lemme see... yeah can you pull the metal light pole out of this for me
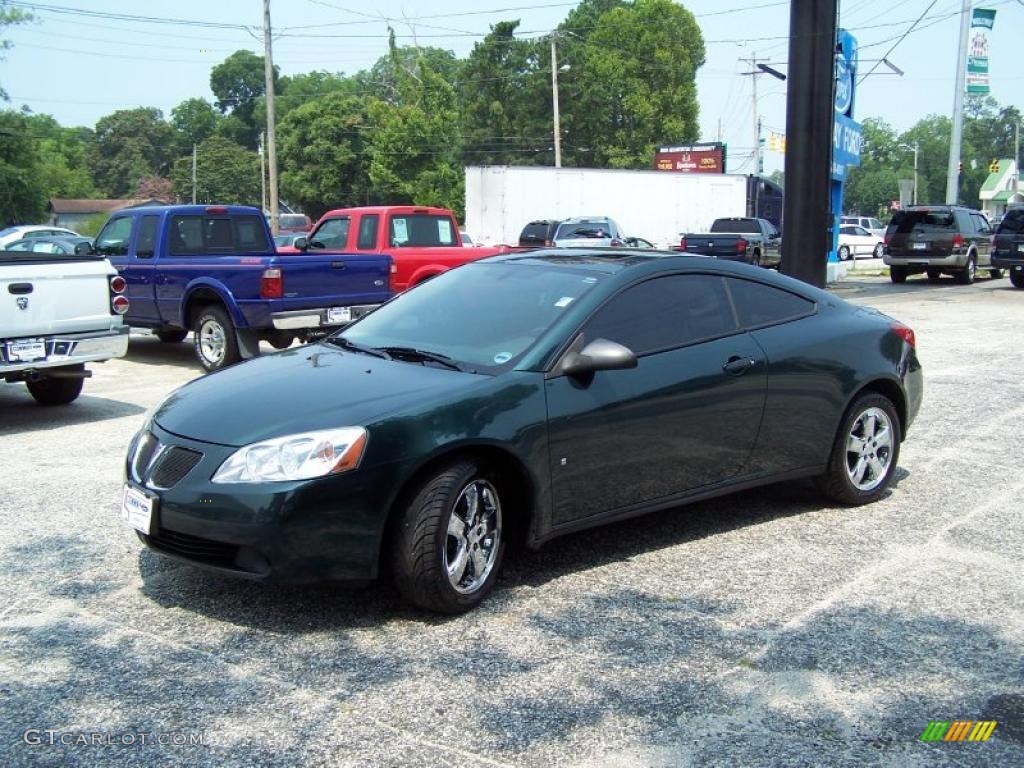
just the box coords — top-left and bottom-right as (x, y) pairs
(946, 0), (971, 205)
(550, 34), (561, 168)
(259, 131), (267, 213)
(263, 0), (279, 233)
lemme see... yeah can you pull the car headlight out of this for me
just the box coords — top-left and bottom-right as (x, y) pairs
(211, 427), (368, 484)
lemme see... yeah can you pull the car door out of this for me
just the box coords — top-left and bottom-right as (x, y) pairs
(120, 214), (161, 321)
(545, 273), (767, 526)
(94, 215), (145, 316)
(852, 226), (875, 255)
(970, 213), (992, 266)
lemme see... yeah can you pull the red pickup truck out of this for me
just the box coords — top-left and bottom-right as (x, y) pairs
(286, 206), (507, 291)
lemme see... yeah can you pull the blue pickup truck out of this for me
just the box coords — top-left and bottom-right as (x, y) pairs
(84, 205), (392, 371)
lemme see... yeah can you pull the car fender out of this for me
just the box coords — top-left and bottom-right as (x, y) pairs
(406, 264), (449, 288)
(178, 278), (248, 329)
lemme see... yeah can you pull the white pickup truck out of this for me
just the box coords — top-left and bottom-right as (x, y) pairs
(1, 250), (129, 405)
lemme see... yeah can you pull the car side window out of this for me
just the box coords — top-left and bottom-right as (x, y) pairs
(840, 226), (855, 235)
(584, 275), (738, 356)
(311, 217), (351, 249)
(95, 217), (133, 256)
(357, 215), (379, 250)
(971, 214), (991, 235)
(726, 278), (815, 328)
(169, 216), (204, 255)
(234, 215), (270, 252)
(136, 215), (159, 258)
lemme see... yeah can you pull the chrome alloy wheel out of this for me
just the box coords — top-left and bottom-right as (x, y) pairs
(845, 406), (894, 492)
(198, 318), (226, 366)
(444, 479), (502, 594)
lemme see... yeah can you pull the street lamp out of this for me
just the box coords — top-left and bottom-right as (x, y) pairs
(899, 142), (919, 205)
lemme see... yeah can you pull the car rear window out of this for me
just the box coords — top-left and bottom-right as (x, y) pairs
(389, 214), (455, 247)
(169, 215), (270, 255)
(889, 210), (955, 234)
(555, 221), (611, 239)
(996, 209), (1024, 234)
(710, 219), (759, 234)
(520, 222), (555, 243)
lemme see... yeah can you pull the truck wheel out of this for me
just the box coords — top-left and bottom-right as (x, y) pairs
(156, 330), (188, 344)
(955, 254), (976, 285)
(838, 245), (850, 262)
(889, 265), (907, 284)
(26, 365), (85, 406)
(391, 459), (505, 614)
(193, 305), (240, 372)
(751, 250), (762, 267)
(1011, 269), (1024, 289)
(989, 269), (1003, 279)
(926, 269), (942, 283)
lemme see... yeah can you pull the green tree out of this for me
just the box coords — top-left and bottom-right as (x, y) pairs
(275, 70), (358, 117)
(844, 118), (907, 214)
(900, 115), (951, 205)
(355, 42), (461, 105)
(170, 135), (259, 205)
(209, 50), (277, 149)
(557, 0), (705, 168)
(170, 98), (221, 156)
(1, 2), (32, 100)
(89, 108), (175, 197)
(276, 92), (373, 217)
(0, 109), (45, 222)
(25, 113), (96, 199)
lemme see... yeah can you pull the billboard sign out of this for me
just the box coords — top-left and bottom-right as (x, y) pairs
(966, 8), (996, 95)
(654, 143), (725, 173)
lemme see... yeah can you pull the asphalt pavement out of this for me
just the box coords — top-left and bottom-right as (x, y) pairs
(1, 273), (1022, 767)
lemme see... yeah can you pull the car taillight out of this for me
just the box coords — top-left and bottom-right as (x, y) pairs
(736, 238), (748, 253)
(260, 268), (283, 299)
(610, 238), (624, 247)
(109, 275), (126, 294)
(389, 262), (398, 292)
(109, 274), (128, 314)
(679, 236), (687, 251)
(544, 239), (553, 247)
(111, 295), (130, 314)
(952, 233), (963, 249)
(892, 323), (916, 349)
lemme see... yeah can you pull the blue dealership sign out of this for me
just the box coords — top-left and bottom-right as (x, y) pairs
(832, 113), (862, 180)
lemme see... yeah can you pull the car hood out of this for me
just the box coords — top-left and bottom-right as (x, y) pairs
(153, 343), (487, 447)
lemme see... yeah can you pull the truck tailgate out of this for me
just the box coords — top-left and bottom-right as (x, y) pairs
(1, 257), (114, 338)
(274, 253), (392, 309)
(683, 235), (744, 257)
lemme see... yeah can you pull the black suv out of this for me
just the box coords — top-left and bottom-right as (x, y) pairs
(518, 219), (561, 248)
(991, 207), (1024, 289)
(883, 205), (996, 285)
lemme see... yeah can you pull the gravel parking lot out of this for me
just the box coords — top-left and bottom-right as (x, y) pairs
(2, 274), (1022, 767)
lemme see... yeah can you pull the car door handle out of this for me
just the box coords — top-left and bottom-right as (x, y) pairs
(8, 283), (33, 294)
(722, 356), (756, 375)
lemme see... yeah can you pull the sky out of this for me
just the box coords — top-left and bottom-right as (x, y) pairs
(3, 0), (1023, 177)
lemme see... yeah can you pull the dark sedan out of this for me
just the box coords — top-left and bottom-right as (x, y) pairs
(122, 251), (923, 613)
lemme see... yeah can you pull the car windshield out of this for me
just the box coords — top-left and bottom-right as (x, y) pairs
(339, 261), (604, 372)
(555, 222), (609, 239)
(710, 219), (759, 233)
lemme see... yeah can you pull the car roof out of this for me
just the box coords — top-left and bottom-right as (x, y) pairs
(559, 216), (612, 223)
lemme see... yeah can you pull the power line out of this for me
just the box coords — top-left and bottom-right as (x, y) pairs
(858, 0), (939, 84)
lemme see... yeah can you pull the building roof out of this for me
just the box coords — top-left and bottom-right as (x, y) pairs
(47, 198), (166, 214)
(979, 159), (1014, 194)
(992, 190), (1024, 203)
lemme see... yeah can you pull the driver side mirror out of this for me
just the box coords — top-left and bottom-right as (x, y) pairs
(292, 236), (308, 251)
(75, 241), (94, 256)
(560, 338), (637, 377)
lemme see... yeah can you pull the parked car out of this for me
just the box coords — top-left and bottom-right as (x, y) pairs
(4, 236), (93, 256)
(552, 217), (627, 247)
(991, 206), (1024, 289)
(2, 246), (128, 405)
(0, 225), (82, 248)
(287, 206), (509, 292)
(884, 205), (996, 284)
(678, 217), (782, 268)
(274, 213), (312, 233)
(518, 219), (562, 248)
(837, 225), (884, 261)
(273, 232), (308, 249)
(459, 229), (481, 247)
(841, 215), (885, 239)
(84, 205), (392, 371)
(123, 250), (922, 614)
(624, 236), (656, 248)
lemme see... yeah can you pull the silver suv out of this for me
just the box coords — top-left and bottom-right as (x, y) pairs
(552, 217), (626, 248)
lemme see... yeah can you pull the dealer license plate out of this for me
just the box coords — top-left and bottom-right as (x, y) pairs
(8, 339), (46, 362)
(912, 242), (928, 250)
(327, 307), (352, 324)
(121, 485), (154, 534)
(1017, 244), (1024, 253)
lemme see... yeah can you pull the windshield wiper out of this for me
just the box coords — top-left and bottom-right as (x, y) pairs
(324, 336), (391, 359)
(378, 346), (463, 371)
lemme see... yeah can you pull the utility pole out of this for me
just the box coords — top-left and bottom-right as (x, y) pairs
(741, 53), (768, 175)
(946, 0), (971, 205)
(191, 143), (197, 205)
(550, 34), (561, 168)
(913, 141), (919, 205)
(259, 130), (267, 214)
(263, 0), (279, 233)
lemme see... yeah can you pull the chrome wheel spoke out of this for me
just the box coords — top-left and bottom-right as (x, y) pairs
(868, 456), (886, 481)
(445, 478), (502, 595)
(447, 513), (466, 539)
(845, 406), (894, 492)
(851, 457), (869, 484)
(847, 434), (868, 455)
(447, 544), (469, 584)
(875, 426), (893, 451)
(469, 546), (487, 579)
(464, 483), (480, 525)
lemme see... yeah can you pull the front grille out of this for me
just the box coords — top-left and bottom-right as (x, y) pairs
(149, 446), (203, 489)
(145, 528), (240, 569)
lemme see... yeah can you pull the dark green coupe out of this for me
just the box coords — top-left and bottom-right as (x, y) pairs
(122, 251), (922, 613)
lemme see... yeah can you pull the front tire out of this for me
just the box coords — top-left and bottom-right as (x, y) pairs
(391, 460), (505, 614)
(816, 393), (901, 505)
(838, 245), (851, 262)
(989, 268), (1003, 279)
(872, 243), (883, 259)
(193, 305), (240, 372)
(926, 269), (942, 283)
(156, 329), (188, 344)
(955, 253), (977, 285)
(889, 265), (907, 284)
(1011, 269), (1024, 289)
(26, 365), (85, 406)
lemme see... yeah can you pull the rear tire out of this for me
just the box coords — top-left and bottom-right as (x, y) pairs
(989, 269), (1003, 279)
(26, 365), (85, 406)
(926, 269), (942, 283)
(1011, 270), (1024, 289)
(391, 459), (505, 614)
(838, 245), (851, 262)
(816, 393), (902, 506)
(872, 243), (883, 259)
(889, 265), (907, 284)
(156, 329), (188, 344)
(193, 305), (240, 372)
(955, 254), (977, 285)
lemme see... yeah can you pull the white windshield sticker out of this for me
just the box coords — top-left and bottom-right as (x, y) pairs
(555, 296), (575, 308)
(493, 352), (512, 364)
(392, 219), (408, 245)
(438, 220), (453, 244)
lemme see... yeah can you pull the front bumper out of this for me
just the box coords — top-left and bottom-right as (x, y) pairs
(1, 326), (128, 376)
(271, 304), (380, 331)
(125, 422), (396, 583)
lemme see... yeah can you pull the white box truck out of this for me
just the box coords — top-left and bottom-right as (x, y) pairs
(464, 165), (784, 250)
